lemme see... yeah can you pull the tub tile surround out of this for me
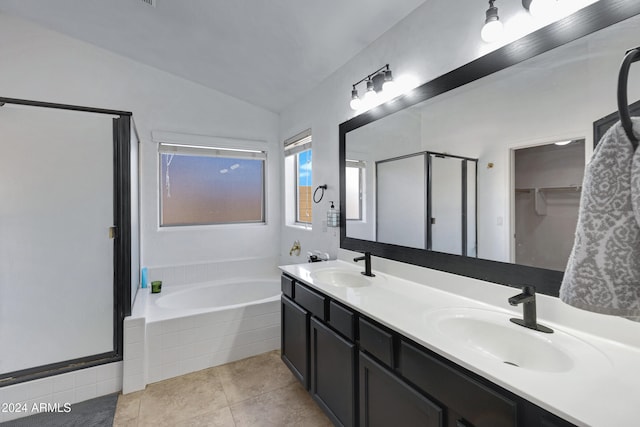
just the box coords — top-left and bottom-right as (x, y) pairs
(123, 257), (281, 394)
(144, 304), (280, 385)
(0, 362), (122, 423)
(280, 250), (640, 427)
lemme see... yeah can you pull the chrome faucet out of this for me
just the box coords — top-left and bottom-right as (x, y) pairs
(508, 286), (553, 333)
(354, 252), (375, 277)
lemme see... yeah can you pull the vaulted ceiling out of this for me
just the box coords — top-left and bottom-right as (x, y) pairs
(0, 0), (428, 112)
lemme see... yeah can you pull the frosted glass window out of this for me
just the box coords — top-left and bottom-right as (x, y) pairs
(159, 147), (265, 226)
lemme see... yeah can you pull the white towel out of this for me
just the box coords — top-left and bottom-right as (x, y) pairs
(560, 118), (640, 320)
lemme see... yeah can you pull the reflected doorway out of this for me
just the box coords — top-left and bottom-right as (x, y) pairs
(512, 139), (585, 271)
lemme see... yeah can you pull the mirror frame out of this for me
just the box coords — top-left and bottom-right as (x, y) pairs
(339, 0), (640, 297)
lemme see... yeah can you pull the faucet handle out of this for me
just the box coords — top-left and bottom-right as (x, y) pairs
(520, 285), (536, 294)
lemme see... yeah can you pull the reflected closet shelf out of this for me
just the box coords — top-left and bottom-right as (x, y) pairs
(515, 186), (582, 216)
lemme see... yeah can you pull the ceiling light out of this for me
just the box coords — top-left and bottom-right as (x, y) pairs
(554, 140), (572, 146)
(481, 1), (504, 43)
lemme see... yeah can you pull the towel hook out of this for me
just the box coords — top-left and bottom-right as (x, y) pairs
(617, 46), (640, 150)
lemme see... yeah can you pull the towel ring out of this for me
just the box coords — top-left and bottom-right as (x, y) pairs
(617, 47), (640, 150)
(313, 184), (327, 203)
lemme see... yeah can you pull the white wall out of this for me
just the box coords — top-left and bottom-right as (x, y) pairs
(0, 12), (281, 272)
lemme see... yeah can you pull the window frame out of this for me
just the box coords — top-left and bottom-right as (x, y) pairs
(284, 129), (313, 228)
(158, 142), (267, 228)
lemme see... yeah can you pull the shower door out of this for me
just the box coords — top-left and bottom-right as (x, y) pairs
(376, 154), (427, 248)
(0, 100), (132, 381)
(429, 153), (477, 256)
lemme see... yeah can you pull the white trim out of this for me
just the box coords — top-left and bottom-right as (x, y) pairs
(152, 130), (267, 151)
(284, 128), (312, 156)
(158, 143), (266, 160)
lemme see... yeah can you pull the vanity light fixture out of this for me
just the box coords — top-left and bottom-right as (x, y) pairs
(482, 0), (572, 43)
(350, 64), (395, 111)
(481, 0), (504, 43)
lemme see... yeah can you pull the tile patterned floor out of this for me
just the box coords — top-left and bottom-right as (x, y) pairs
(112, 350), (332, 427)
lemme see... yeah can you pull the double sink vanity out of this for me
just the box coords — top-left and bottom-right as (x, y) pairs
(279, 255), (640, 427)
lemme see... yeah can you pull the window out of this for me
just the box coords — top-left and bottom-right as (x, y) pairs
(345, 159), (365, 221)
(284, 130), (312, 227)
(159, 143), (266, 226)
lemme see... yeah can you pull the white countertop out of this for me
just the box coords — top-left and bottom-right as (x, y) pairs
(280, 259), (640, 427)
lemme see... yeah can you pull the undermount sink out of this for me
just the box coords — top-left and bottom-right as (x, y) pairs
(310, 268), (372, 288)
(424, 308), (611, 373)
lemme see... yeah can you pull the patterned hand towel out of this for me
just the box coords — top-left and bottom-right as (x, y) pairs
(560, 118), (640, 320)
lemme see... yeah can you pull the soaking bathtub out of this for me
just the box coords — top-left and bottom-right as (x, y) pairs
(135, 277), (281, 385)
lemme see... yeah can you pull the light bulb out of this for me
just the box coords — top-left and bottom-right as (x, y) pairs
(382, 69), (397, 95)
(363, 89), (378, 108)
(382, 80), (397, 95)
(481, 19), (504, 43)
(350, 88), (361, 110)
(529, 0), (559, 19)
(361, 80), (378, 108)
(481, 1), (503, 43)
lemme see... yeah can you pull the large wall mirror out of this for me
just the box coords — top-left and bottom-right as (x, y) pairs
(339, 1), (640, 296)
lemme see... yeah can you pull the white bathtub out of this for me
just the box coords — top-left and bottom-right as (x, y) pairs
(155, 279), (280, 311)
(131, 277), (281, 386)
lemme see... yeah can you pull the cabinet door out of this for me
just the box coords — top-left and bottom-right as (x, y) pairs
(399, 340), (516, 427)
(359, 352), (443, 427)
(281, 295), (310, 389)
(310, 317), (356, 427)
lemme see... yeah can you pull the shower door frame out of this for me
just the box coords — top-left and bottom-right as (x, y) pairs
(0, 96), (133, 386)
(374, 151), (478, 254)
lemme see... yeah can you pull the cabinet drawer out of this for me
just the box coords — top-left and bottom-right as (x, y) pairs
(294, 283), (327, 321)
(399, 340), (517, 427)
(328, 301), (355, 341)
(281, 275), (295, 299)
(359, 318), (394, 367)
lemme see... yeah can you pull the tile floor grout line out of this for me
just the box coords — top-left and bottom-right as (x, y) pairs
(226, 379), (297, 408)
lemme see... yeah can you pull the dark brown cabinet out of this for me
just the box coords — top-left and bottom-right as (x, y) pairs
(398, 340), (516, 427)
(360, 351), (443, 427)
(281, 295), (309, 388)
(280, 273), (576, 427)
(310, 317), (357, 427)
